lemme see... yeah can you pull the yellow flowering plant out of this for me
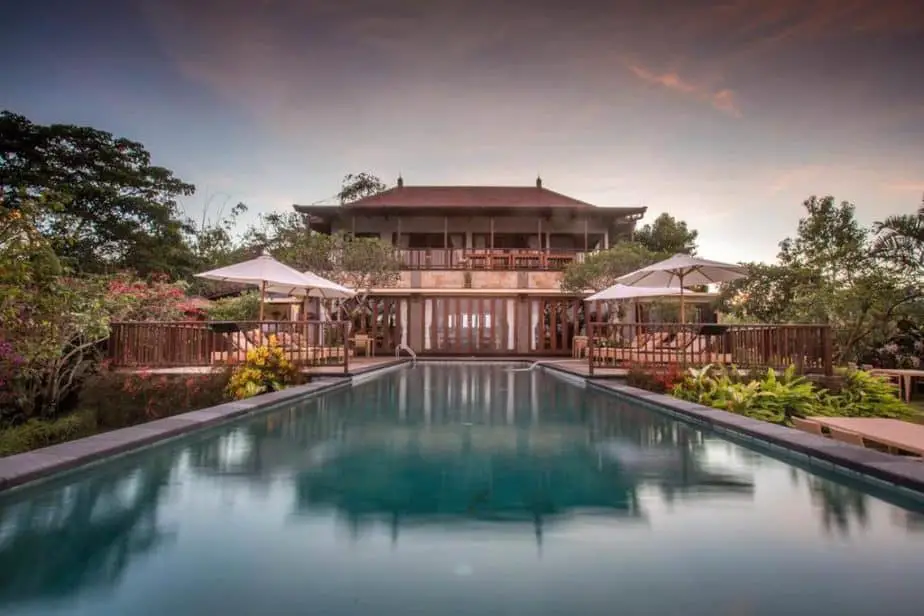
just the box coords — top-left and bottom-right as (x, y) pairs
(227, 335), (298, 400)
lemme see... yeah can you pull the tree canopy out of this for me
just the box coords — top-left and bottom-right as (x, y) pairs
(560, 242), (663, 294)
(1, 111), (197, 276)
(634, 213), (698, 255)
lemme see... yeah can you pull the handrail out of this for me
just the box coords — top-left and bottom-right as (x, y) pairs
(395, 342), (417, 365)
(509, 361), (544, 372)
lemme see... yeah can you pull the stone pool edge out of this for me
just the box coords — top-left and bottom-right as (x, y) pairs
(579, 378), (924, 496)
(0, 361), (410, 493)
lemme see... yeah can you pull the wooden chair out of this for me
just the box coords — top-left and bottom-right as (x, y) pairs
(792, 417), (824, 436)
(572, 335), (588, 359)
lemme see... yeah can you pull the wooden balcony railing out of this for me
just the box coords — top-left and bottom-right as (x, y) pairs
(586, 322), (833, 376)
(396, 248), (585, 270)
(108, 321), (354, 372)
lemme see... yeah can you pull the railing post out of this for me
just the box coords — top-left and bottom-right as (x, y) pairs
(343, 321), (350, 375)
(821, 325), (833, 376)
(588, 323), (595, 376)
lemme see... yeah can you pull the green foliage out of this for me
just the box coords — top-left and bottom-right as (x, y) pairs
(719, 195), (924, 363)
(337, 172), (386, 204)
(873, 198), (924, 277)
(227, 337), (300, 399)
(79, 370), (231, 429)
(634, 213), (698, 255)
(1, 111), (197, 276)
(560, 242), (663, 293)
(0, 371), (233, 456)
(0, 413), (94, 457)
(671, 364), (913, 424)
(824, 370), (915, 420)
(206, 291), (262, 321)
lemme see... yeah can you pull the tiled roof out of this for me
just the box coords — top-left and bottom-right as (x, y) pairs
(342, 185), (599, 210)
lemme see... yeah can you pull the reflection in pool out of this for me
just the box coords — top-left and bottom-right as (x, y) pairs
(1, 364), (923, 616)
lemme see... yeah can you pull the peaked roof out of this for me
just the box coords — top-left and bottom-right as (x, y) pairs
(340, 185), (599, 210)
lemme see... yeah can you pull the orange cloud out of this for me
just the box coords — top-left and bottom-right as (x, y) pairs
(627, 64), (741, 117)
(884, 181), (924, 193)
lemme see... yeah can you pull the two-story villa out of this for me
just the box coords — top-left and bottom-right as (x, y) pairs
(293, 177), (646, 357)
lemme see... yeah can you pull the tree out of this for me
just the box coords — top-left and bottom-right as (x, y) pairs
(634, 213), (698, 255)
(873, 194), (924, 276)
(719, 195), (922, 363)
(337, 172), (386, 204)
(0, 111), (196, 277)
(560, 242), (662, 294)
(1, 197), (192, 422)
(246, 214), (402, 322)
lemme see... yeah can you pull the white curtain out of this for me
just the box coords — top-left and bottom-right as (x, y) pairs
(530, 300), (539, 351)
(400, 299), (408, 347)
(424, 300), (433, 350)
(506, 299), (515, 351)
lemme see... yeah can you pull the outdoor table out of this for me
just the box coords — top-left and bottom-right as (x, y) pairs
(808, 417), (924, 456)
(868, 368), (924, 402)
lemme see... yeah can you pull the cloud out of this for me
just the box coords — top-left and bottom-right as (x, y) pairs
(626, 64), (741, 116)
(884, 181), (924, 193)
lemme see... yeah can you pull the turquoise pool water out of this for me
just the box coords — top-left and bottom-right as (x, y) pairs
(2, 364), (924, 615)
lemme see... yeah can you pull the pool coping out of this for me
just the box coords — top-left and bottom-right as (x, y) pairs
(0, 360), (412, 493)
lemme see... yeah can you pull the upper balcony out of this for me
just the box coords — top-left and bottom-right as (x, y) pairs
(396, 248), (586, 271)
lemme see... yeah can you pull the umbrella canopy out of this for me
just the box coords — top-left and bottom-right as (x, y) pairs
(585, 284), (685, 302)
(285, 271), (355, 299)
(616, 254), (747, 321)
(196, 253), (335, 320)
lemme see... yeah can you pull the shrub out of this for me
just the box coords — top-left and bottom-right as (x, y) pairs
(671, 364), (912, 425)
(206, 291), (261, 321)
(79, 369), (231, 429)
(0, 414), (95, 457)
(819, 370), (915, 420)
(227, 336), (300, 399)
(626, 363), (684, 394)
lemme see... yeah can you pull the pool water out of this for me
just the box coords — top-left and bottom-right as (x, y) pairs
(2, 364), (924, 615)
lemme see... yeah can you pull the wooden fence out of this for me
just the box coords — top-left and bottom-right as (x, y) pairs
(586, 322), (833, 376)
(108, 320), (353, 372)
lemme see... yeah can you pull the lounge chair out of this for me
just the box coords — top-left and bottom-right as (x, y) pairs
(792, 417), (824, 436)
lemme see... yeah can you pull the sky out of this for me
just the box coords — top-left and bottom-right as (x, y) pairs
(2, 0), (923, 263)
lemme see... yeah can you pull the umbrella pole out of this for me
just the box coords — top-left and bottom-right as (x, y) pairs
(259, 280), (266, 321)
(679, 274), (686, 323)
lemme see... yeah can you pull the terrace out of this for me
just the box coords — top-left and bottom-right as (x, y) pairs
(396, 247), (585, 270)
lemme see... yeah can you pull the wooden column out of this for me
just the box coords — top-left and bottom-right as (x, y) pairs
(490, 217), (495, 250)
(443, 216), (449, 248)
(397, 217), (402, 248)
(583, 218), (589, 251)
(537, 218), (543, 250)
(351, 216), (356, 237)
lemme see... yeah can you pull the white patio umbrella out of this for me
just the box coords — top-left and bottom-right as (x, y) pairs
(195, 253), (320, 320)
(290, 271), (355, 299)
(616, 254), (747, 322)
(584, 284), (684, 302)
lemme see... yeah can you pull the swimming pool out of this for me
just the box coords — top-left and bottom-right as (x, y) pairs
(2, 363), (924, 615)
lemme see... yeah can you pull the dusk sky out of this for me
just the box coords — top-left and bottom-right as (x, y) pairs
(3, 0), (923, 262)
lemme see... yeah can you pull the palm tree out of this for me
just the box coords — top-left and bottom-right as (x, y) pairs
(872, 193), (924, 275)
